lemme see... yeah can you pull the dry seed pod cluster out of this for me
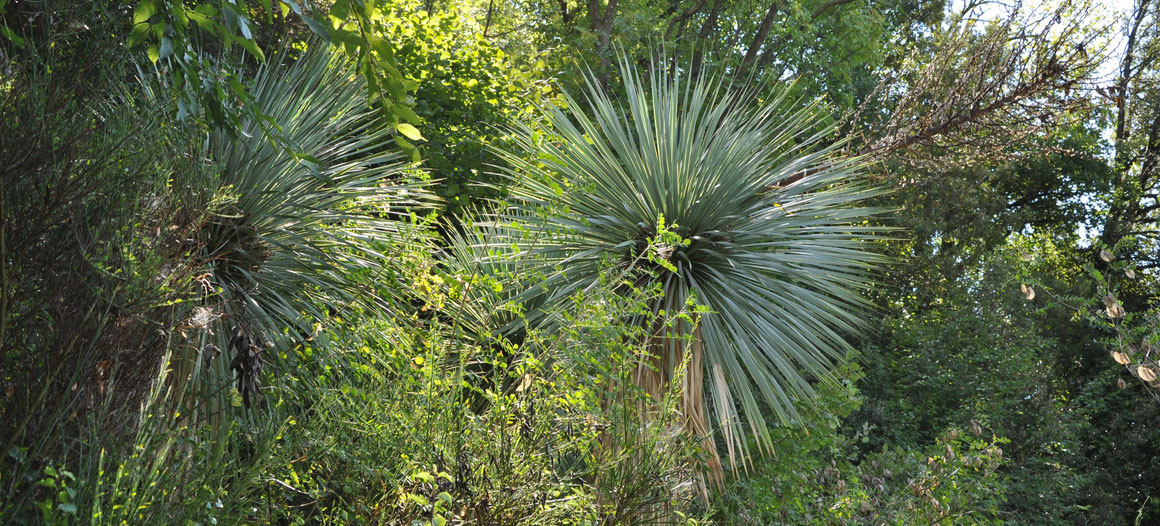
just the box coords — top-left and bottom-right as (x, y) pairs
(1103, 294), (1126, 319)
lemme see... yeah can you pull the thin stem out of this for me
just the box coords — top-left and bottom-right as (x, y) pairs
(0, 181), (8, 370)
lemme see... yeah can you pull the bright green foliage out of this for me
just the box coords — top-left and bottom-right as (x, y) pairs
(127, 0), (288, 131)
(71, 241), (711, 523)
(262, 265), (709, 524)
(494, 54), (889, 460)
(325, 0), (427, 161)
(376, 8), (547, 217)
(517, 0), (941, 114)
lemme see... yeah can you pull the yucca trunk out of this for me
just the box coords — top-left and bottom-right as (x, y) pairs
(633, 318), (723, 497)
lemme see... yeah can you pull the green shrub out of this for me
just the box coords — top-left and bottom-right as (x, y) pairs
(246, 230), (710, 524)
(715, 363), (1009, 524)
(0, 8), (215, 518)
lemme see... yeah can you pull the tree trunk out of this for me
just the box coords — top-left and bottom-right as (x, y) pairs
(588, 0), (620, 88)
(1102, 0), (1156, 255)
(736, 1), (781, 81)
(690, 0), (721, 77)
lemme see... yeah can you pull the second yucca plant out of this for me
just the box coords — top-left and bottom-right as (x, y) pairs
(493, 56), (888, 482)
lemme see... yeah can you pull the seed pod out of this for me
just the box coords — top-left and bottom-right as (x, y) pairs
(1138, 366), (1158, 382)
(1126, 269), (1136, 279)
(1112, 351), (1131, 365)
(1101, 249), (1114, 262)
(1104, 294), (1126, 319)
(1020, 283), (1035, 300)
(1118, 377), (1128, 390)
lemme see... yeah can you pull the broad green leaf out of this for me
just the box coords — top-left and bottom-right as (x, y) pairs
(396, 123), (423, 141)
(127, 22), (150, 48)
(237, 35), (266, 62)
(301, 14), (331, 39)
(193, 3), (216, 17)
(0, 25), (23, 47)
(185, 7), (212, 30)
(331, 0), (350, 20)
(133, 0), (156, 25)
(394, 104), (421, 124)
(331, 28), (362, 47)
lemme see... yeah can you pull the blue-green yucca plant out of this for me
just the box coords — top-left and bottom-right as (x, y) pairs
(492, 55), (889, 480)
(199, 44), (434, 342)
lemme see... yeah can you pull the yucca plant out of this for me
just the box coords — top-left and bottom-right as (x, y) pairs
(173, 44), (435, 432)
(198, 44), (434, 341)
(489, 55), (889, 481)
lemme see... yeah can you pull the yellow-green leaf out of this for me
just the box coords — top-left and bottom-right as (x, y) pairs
(396, 123), (423, 141)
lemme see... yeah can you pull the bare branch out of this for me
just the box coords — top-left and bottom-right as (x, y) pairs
(853, 0), (1112, 172)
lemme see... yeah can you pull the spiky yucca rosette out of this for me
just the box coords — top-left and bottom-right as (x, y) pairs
(485, 55), (890, 484)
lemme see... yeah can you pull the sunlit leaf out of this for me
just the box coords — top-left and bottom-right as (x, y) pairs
(396, 122), (423, 141)
(133, 0), (157, 25)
